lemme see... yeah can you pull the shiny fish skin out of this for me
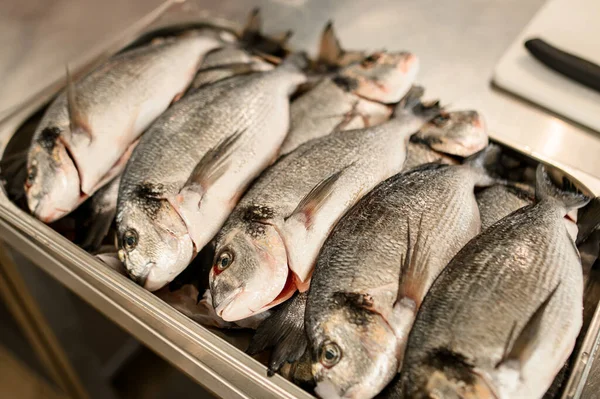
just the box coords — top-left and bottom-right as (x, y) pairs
(241, 108), (487, 377)
(476, 184), (533, 231)
(305, 148), (499, 399)
(209, 89), (441, 322)
(279, 52), (419, 155)
(116, 61), (305, 292)
(190, 46), (273, 90)
(403, 142), (458, 171)
(394, 165), (589, 399)
(25, 31), (225, 222)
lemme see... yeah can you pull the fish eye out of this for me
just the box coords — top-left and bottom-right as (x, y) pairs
(216, 250), (234, 271)
(26, 165), (38, 186)
(432, 113), (450, 126)
(123, 229), (138, 251)
(319, 341), (342, 368)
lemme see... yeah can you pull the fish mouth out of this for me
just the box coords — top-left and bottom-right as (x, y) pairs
(214, 286), (244, 318)
(127, 261), (154, 287)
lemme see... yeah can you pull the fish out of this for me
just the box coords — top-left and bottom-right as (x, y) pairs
(476, 184), (534, 231)
(78, 175), (121, 252)
(190, 46), (274, 91)
(409, 110), (488, 157)
(392, 165), (589, 399)
(279, 53), (420, 155)
(241, 108), (487, 376)
(209, 87), (442, 322)
(305, 146), (500, 399)
(116, 57), (306, 292)
(402, 142), (458, 171)
(25, 29), (231, 222)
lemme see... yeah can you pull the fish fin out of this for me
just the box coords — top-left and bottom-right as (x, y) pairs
(284, 164), (351, 227)
(577, 197), (600, 245)
(318, 20), (343, 66)
(463, 144), (502, 187)
(183, 129), (245, 198)
(243, 7), (262, 36)
(394, 85), (442, 121)
(273, 30), (293, 45)
(65, 66), (92, 142)
(395, 214), (432, 308)
(536, 165), (590, 212)
(496, 283), (560, 369)
(246, 291), (308, 374)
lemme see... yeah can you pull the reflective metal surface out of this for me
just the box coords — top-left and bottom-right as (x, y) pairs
(1, 1), (599, 398)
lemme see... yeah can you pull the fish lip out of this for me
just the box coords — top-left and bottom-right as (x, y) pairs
(127, 261), (153, 287)
(214, 286), (244, 317)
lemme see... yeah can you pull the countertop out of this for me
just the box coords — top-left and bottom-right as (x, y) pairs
(0, 0), (598, 397)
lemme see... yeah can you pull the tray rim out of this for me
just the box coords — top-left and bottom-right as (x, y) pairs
(0, 1), (598, 398)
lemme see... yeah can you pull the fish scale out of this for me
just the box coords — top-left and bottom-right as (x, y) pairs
(26, 31), (226, 222)
(395, 167), (587, 399)
(117, 61), (305, 292)
(305, 150), (497, 399)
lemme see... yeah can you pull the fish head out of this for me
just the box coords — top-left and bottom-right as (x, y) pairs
(116, 199), (194, 291)
(209, 222), (289, 321)
(414, 110), (488, 157)
(339, 51), (419, 104)
(310, 302), (399, 399)
(25, 127), (81, 222)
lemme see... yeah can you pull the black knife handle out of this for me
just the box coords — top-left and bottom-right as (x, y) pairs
(525, 38), (600, 93)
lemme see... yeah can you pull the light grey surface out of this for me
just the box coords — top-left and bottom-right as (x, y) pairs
(1, 0), (599, 180)
(1, 0), (599, 398)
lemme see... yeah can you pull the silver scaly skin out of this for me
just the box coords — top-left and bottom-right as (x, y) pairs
(116, 60), (305, 292)
(210, 87), (445, 322)
(279, 52), (419, 155)
(305, 146), (499, 399)
(393, 165), (588, 399)
(26, 30), (230, 222)
(476, 183), (534, 231)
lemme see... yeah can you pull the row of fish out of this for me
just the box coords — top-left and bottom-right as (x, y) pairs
(15, 9), (598, 399)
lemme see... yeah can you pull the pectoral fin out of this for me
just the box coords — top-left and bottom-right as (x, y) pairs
(496, 283), (560, 369)
(65, 66), (92, 142)
(284, 164), (351, 228)
(182, 129), (245, 200)
(318, 21), (343, 66)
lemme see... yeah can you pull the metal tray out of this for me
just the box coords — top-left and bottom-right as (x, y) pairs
(0, 2), (598, 398)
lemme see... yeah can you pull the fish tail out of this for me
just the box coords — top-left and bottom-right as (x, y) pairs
(394, 85), (442, 121)
(535, 165), (589, 211)
(463, 144), (502, 186)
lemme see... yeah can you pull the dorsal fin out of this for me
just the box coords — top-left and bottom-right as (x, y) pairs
(318, 20), (343, 66)
(243, 8), (262, 36)
(65, 66), (92, 141)
(284, 163), (352, 227)
(496, 283), (560, 369)
(182, 129), (245, 199)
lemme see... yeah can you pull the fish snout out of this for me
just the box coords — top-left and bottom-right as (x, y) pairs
(399, 53), (418, 74)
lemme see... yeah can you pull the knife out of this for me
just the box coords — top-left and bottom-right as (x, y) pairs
(525, 37), (600, 94)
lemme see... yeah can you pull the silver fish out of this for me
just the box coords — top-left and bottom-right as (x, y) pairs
(116, 58), (305, 292)
(26, 30), (229, 222)
(410, 110), (488, 157)
(394, 165), (589, 399)
(403, 142), (458, 171)
(279, 52), (419, 155)
(305, 147), (499, 399)
(190, 46), (273, 90)
(209, 87), (442, 322)
(476, 184), (534, 231)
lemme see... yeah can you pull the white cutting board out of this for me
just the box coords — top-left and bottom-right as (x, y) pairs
(493, 0), (600, 132)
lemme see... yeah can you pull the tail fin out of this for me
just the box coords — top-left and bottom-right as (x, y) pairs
(463, 144), (502, 187)
(577, 197), (600, 245)
(535, 165), (589, 212)
(394, 86), (441, 121)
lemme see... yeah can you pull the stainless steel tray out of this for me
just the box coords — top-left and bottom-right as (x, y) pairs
(0, 2), (598, 398)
